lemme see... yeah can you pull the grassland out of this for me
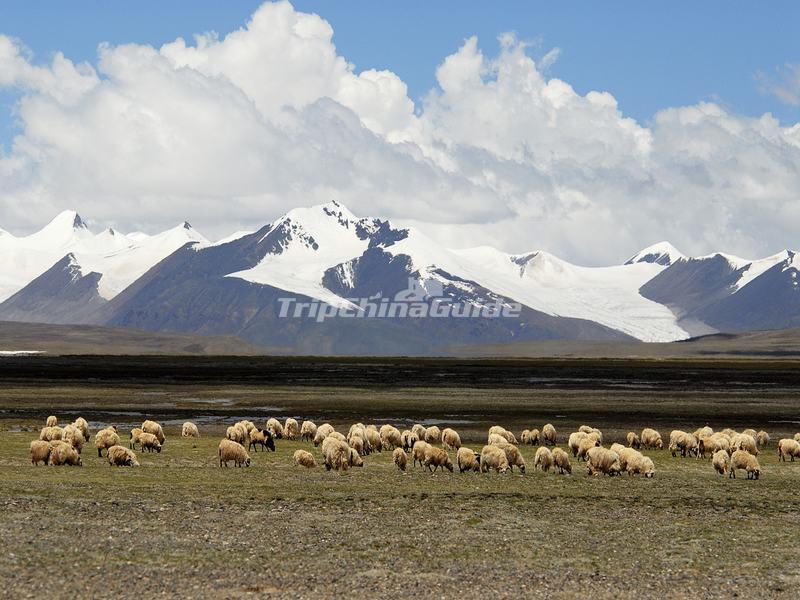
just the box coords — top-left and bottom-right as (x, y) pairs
(1, 357), (799, 598)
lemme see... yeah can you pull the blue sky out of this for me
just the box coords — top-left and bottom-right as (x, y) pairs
(0, 0), (798, 147)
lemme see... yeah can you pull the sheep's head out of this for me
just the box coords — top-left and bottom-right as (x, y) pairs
(474, 453), (481, 463)
(264, 431), (276, 452)
(518, 464), (526, 474)
(244, 457), (251, 467)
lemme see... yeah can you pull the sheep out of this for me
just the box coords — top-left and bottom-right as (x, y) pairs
(328, 431), (346, 443)
(488, 433), (509, 446)
(293, 449), (316, 468)
(181, 422), (200, 438)
(616, 448), (639, 472)
(401, 429), (414, 450)
(521, 429), (531, 445)
(698, 434), (730, 458)
(495, 442), (526, 473)
(729, 449), (760, 479)
(218, 439), (251, 467)
(108, 445), (140, 467)
(45, 415), (58, 427)
(313, 429), (330, 447)
(577, 437), (600, 462)
(30, 440), (51, 465)
(226, 425), (247, 445)
(265, 418), (284, 439)
(348, 448), (364, 467)
(669, 430), (699, 458)
(712, 450), (729, 475)
(568, 431), (588, 457)
(625, 451), (655, 477)
(349, 434), (366, 457)
(62, 424), (85, 453)
(412, 441), (432, 468)
(393, 447), (408, 472)
(94, 427), (120, 457)
(379, 425), (403, 450)
(586, 447), (621, 476)
(551, 447), (572, 474)
(441, 428), (461, 450)
(626, 432), (641, 448)
(456, 447), (481, 473)
(141, 420), (165, 445)
(742, 428), (757, 439)
(778, 438), (800, 462)
(323, 438), (350, 472)
(248, 429), (276, 453)
(281, 417), (299, 441)
(480, 444), (509, 474)
(794, 432), (800, 442)
(610, 442), (626, 455)
(48, 441), (82, 466)
(39, 426), (63, 442)
(533, 447), (553, 472)
(756, 430), (769, 447)
(423, 446), (453, 472)
(411, 423), (427, 441)
(316, 423), (334, 438)
(488, 425), (517, 444)
(73, 417), (90, 441)
(300, 420), (318, 441)
(730, 433), (759, 456)
(365, 427), (382, 453)
(237, 420), (256, 441)
(578, 425), (593, 434)
(693, 426), (714, 440)
(139, 432), (162, 453)
(641, 428), (663, 450)
(424, 425), (442, 444)
(129, 428), (144, 450)
(542, 424), (557, 446)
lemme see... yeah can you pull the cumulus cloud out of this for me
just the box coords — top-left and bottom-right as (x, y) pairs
(0, 0), (799, 265)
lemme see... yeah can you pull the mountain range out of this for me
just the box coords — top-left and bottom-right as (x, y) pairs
(1, 202), (797, 354)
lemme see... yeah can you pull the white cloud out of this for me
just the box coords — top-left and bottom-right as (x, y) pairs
(757, 63), (800, 106)
(0, 0), (799, 266)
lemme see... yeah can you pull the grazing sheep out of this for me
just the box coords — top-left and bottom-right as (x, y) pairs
(590, 428), (604, 443)
(282, 418), (299, 440)
(412, 441), (431, 468)
(411, 423), (427, 441)
(423, 446), (453, 472)
(226, 425), (247, 445)
(424, 425), (442, 444)
(742, 428), (757, 439)
(365, 427), (382, 453)
(456, 447), (481, 473)
(698, 434), (729, 458)
(181, 422), (200, 438)
(568, 432), (588, 457)
(641, 428), (663, 450)
(625, 452), (655, 477)
(316, 423), (335, 438)
(313, 429), (329, 447)
(626, 432), (641, 448)
(141, 420), (165, 445)
(586, 447), (621, 476)
(533, 447), (553, 472)
(693, 426), (714, 440)
(94, 428), (120, 457)
(293, 449), (316, 468)
(610, 442), (626, 455)
(379, 425), (403, 450)
(393, 447), (407, 472)
(30, 440), (51, 465)
(129, 428), (144, 450)
(300, 420), (318, 441)
(756, 430), (769, 447)
(401, 430), (414, 450)
(73, 417), (90, 441)
(139, 432), (162, 453)
(542, 424), (557, 446)
(218, 439), (251, 467)
(578, 425), (593, 434)
(488, 433), (509, 446)
(489, 425), (517, 444)
(577, 437), (600, 462)
(551, 447), (571, 474)
(48, 441), (82, 466)
(348, 448), (364, 467)
(39, 426), (63, 442)
(327, 431), (345, 443)
(248, 429), (276, 453)
(495, 442), (526, 473)
(480, 444), (509, 474)
(441, 428), (461, 450)
(46, 415), (58, 427)
(720, 428), (737, 439)
(794, 432), (800, 442)
(729, 433), (759, 456)
(669, 430), (699, 458)
(778, 438), (800, 462)
(349, 435), (366, 457)
(265, 418), (284, 439)
(729, 449), (760, 480)
(108, 445), (140, 467)
(528, 428), (540, 445)
(323, 439), (350, 472)
(712, 450), (729, 475)
(616, 448), (640, 472)
(521, 429), (531, 445)
(62, 424), (85, 454)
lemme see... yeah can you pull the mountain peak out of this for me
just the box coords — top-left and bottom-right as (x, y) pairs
(625, 242), (685, 266)
(43, 210), (88, 233)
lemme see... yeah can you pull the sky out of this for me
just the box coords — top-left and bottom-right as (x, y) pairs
(0, 1), (798, 264)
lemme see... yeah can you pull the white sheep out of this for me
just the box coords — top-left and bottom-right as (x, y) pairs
(141, 420), (165, 445)
(39, 426), (63, 442)
(379, 425), (402, 450)
(46, 415), (58, 427)
(393, 447), (407, 472)
(424, 425), (442, 444)
(441, 427), (461, 450)
(551, 447), (571, 474)
(365, 427), (382, 453)
(541, 423), (557, 446)
(48, 441), (82, 466)
(266, 417), (284, 439)
(456, 447), (481, 473)
(778, 438), (800, 462)
(73, 417), (90, 441)
(30, 440), (51, 465)
(488, 433), (509, 446)
(181, 422), (200, 438)
(284, 418), (300, 440)
(640, 428), (663, 450)
(712, 449), (729, 475)
(533, 447), (553, 472)
(480, 444), (509, 473)
(300, 420), (318, 441)
(577, 437), (600, 462)
(218, 439), (250, 467)
(495, 442), (526, 473)
(756, 430), (769, 447)
(411, 423), (427, 441)
(586, 447), (621, 476)
(139, 432), (162, 453)
(129, 427), (144, 450)
(625, 451), (655, 477)
(626, 432), (641, 448)
(423, 446), (453, 472)
(293, 449), (316, 467)
(568, 431), (588, 457)
(323, 438), (350, 472)
(729, 433), (758, 456)
(62, 424), (85, 453)
(94, 428), (120, 457)
(108, 445), (140, 467)
(729, 449), (760, 479)
(412, 441), (431, 468)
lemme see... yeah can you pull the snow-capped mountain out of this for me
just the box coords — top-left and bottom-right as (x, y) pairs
(1, 202), (797, 353)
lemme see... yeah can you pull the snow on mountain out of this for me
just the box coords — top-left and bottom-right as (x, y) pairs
(624, 242), (686, 267)
(226, 201), (374, 309)
(731, 250), (793, 292)
(0, 211), (207, 302)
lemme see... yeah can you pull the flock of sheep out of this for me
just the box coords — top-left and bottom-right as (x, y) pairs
(28, 415), (800, 480)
